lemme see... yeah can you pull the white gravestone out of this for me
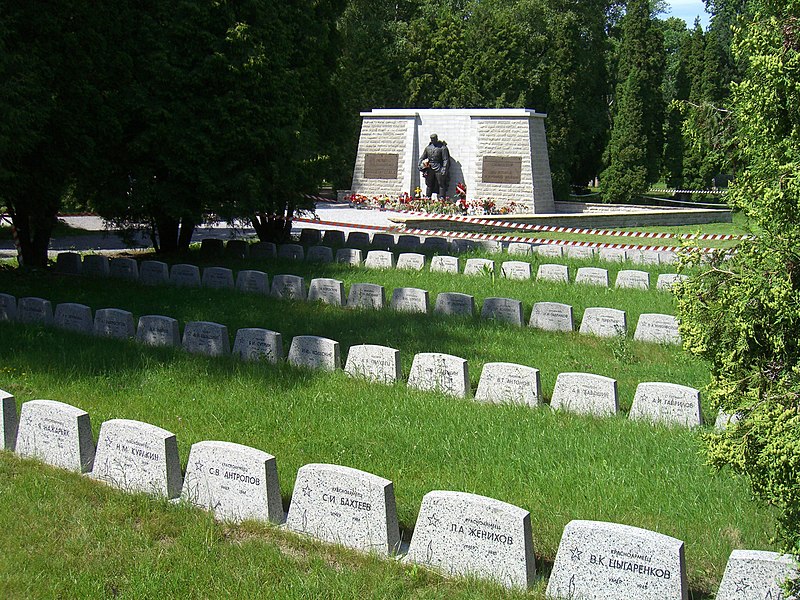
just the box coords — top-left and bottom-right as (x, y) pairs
(55, 252), (82, 275)
(322, 230), (345, 246)
(422, 237), (450, 253)
(136, 315), (181, 347)
(478, 240), (503, 254)
(347, 231), (372, 249)
(308, 278), (345, 306)
(278, 243), (304, 261)
(464, 258), (495, 276)
(407, 490), (536, 589)
(634, 314), (682, 345)
(629, 383), (703, 427)
(286, 463), (400, 556)
(54, 303), (93, 334)
(430, 255), (459, 274)
(139, 260), (169, 286)
(202, 267), (235, 290)
(94, 308), (135, 339)
(109, 257), (138, 281)
(615, 270), (650, 290)
(397, 235), (421, 251)
(659, 251), (678, 265)
(17, 297), (53, 325)
(183, 321), (230, 357)
(575, 267), (609, 287)
(0, 292), (16, 321)
(235, 270), (269, 295)
(364, 250), (395, 269)
(271, 274), (307, 301)
(475, 363), (541, 407)
(715, 410), (742, 430)
(656, 274), (689, 292)
(347, 283), (385, 310)
(598, 248), (628, 263)
(529, 302), (574, 332)
(181, 440), (284, 524)
(508, 242), (533, 256)
(396, 252), (425, 271)
(579, 308), (627, 338)
(288, 336), (341, 371)
(371, 233), (395, 250)
(537, 264), (569, 283)
(306, 245), (334, 263)
(1, 389), (18, 450)
(15, 399), (95, 472)
(344, 344), (401, 385)
(408, 352), (470, 398)
(336, 248), (363, 266)
(391, 288), (429, 314)
(82, 255), (110, 277)
(434, 292), (475, 318)
(546, 520), (688, 600)
(233, 328), (282, 363)
(250, 241), (277, 258)
(631, 250), (661, 265)
(537, 244), (564, 258)
(501, 261), (532, 280)
(91, 418), (182, 498)
(550, 373), (619, 417)
(170, 264), (201, 288)
(481, 298), (524, 326)
(566, 246), (595, 260)
(716, 549), (799, 600)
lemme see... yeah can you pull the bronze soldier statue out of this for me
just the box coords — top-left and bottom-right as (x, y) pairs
(418, 133), (450, 197)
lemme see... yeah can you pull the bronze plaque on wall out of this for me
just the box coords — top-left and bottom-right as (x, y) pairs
(364, 153), (399, 179)
(482, 156), (522, 184)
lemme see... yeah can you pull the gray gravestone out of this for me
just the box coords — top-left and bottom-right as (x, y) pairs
(546, 520), (688, 600)
(91, 418), (182, 498)
(288, 336), (341, 371)
(347, 231), (372, 249)
(537, 264), (569, 283)
(634, 314), (681, 345)
(0, 292), (16, 321)
(181, 440), (284, 524)
(299, 228), (322, 247)
(170, 264), (201, 288)
(566, 246), (595, 260)
(579, 308), (627, 338)
(1, 389), (18, 450)
(136, 315), (181, 347)
(407, 490), (535, 589)
(598, 248), (628, 263)
(202, 267), (235, 290)
(632, 250), (661, 265)
(225, 239), (249, 259)
(306, 245), (334, 263)
(715, 410), (742, 430)
(408, 352), (470, 398)
(94, 308), (135, 339)
(501, 261), (532, 280)
(286, 463), (400, 556)
(347, 283), (385, 310)
(250, 241), (277, 259)
(271, 274), (307, 301)
(200, 238), (225, 258)
(390, 287), (429, 314)
(481, 298), (524, 326)
(450, 239), (477, 254)
(183, 321), (230, 356)
(54, 303), (93, 334)
(422, 237), (450, 253)
(15, 399), (95, 472)
(537, 244), (564, 258)
(434, 292), (476, 318)
(629, 383), (703, 427)
(308, 278), (345, 306)
(508, 242), (533, 256)
(615, 269), (650, 290)
(139, 260), (169, 286)
(371, 233), (395, 250)
(233, 328), (282, 363)
(17, 297), (53, 325)
(464, 258), (495, 276)
(575, 267), (609, 287)
(109, 257), (138, 281)
(336, 248), (363, 266)
(550, 373), (619, 417)
(55, 252), (82, 275)
(529, 302), (574, 332)
(475, 363), (541, 407)
(322, 230), (346, 246)
(278, 244), (304, 261)
(396, 252), (425, 271)
(235, 270), (269, 295)
(364, 250), (395, 269)
(656, 274), (689, 292)
(344, 344), (401, 385)
(397, 235), (421, 251)
(430, 255), (459, 274)
(659, 251), (678, 265)
(716, 549), (799, 600)
(82, 255), (110, 278)
(478, 240), (503, 254)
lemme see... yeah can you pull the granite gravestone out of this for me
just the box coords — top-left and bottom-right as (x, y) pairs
(200, 238), (225, 258)
(202, 267), (235, 290)
(347, 232), (372, 249)
(308, 278), (345, 306)
(181, 440), (284, 524)
(306, 245), (334, 264)
(288, 336), (341, 371)
(0, 292), (16, 321)
(537, 264), (569, 283)
(286, 463), (400, 556)
(344, 344), (401, 385)
(139, 260), (169, 286)
(109, 257), (138, 281)
(371, 233), (395, 251)
(529, 302), (574, 332)
(235, 270), (270, 295)
(550, 373), (619, 417)
(347, 283), (385, 310)
(716, 549), (799, 600)
(182, 321), (230, 357)
(224, 239), (249, 259)
(634, 314), (682, 345)
(336, 248), (363, 266)
(632, 250), (661, 265)
(478, 240), (503, 254)
(396, 253), (425, 271)
(322, 230), (346, 247)
(92, 418), (182, 498)
(278, 244), (304, 261)
(407, 490), (536, 589)
(564, 246), (594, 260)
(82, 255), (110, 278)
(299, 228), (322, 247)
(271, 274), (307, 301)
(17, 297), (53, 325)
(450, 239), (476, 254)
(656, 274), (689, 292)
(629, 383), (703, 427)
(408, 352), (470, 398)
(55, 252), (82, 275)
(659, 251), (678, 265)
(232, 328), (282, 363)
(575, 267), (609, 287)
(0, 389), (18, 450)
(475, 363), (541, 407)
(15, 399), (95, 472)
(364, 250), (395, 270)
(481, 298), (524, 326)
(434, 292), (476, 318)
(422, 237), (450, 253)
(430, 255), (459, 274)
(390, 288), (429, 314)
(501, 261), (532, 280)
(537, 245), (564, 258)
(250, 241), (277, 259)
(170, 264), (201, 288)
(508, 242), (533, 256)
(615, 270), (650, 290)
(464, 258), (495, 276)
(546, 520), (688, 600)
(598, 248), (628, 263)
(579, 308), (627, 338)
(93, 308), (135, 339)
(396, 235), (421, 251)
(54, 303), (93, 334)
(136, 315), (181, 347)
(714, 410), (742, 430)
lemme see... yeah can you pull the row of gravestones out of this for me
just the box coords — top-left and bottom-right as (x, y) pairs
(0, 389), (792, 598)
(51, 254), (682, 344)
(0, 292), (704, 426)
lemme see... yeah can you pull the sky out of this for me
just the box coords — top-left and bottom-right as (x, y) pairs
(662, 0), (711, 28)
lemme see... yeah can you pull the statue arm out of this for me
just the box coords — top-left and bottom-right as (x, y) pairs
(441, 145), (450, 174)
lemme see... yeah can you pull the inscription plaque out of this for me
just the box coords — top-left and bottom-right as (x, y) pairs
(364, 153), (399, 179)
(482, 156), (522, 184)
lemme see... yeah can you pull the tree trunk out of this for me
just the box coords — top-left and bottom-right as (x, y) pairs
(251, 208), (294, 243)
(11, 205), (56, 268)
